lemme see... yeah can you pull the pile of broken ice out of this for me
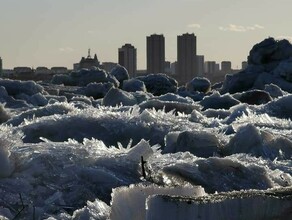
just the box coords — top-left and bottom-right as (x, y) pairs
(0, 38), (291, 219)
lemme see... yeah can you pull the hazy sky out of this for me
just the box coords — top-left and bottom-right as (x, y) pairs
(1, 0), (292, 69)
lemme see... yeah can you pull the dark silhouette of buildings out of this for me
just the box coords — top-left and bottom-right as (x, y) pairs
(13, 67), (33, 74)
(2, 34), (246, 84)
(35, 67), (51, 75)
(3, 65), (69, 81)
(51, 67), (68, 74)
(177, 33), (197, 84)
(147, 34), (165, 73)
(118, 43), (137, 77)
(196, 55), (204, 76)
(221, 61), (232, 72)
(164, 61), (171, 74)
(170, 61), (177, 75)
(75, 49), (100, 70)
(204, 61), (217, 75)
(242, 61), (248, 70)
(101, 62), (118, 72)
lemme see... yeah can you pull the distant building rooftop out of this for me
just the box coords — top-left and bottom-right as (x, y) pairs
(78, 49), (100, 70)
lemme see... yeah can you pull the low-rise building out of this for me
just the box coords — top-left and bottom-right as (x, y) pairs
(170, 61), (177, 75)
(51, 67), (68, 74)
(35, 67), (51, 75)
(164, 61), (171, 74)
(136, 69), (148, 76)
(101, 62), (118, 72)
(2, 69), (15, 77)
(13, 67), (33, 74)
(242, 61), (248, 70)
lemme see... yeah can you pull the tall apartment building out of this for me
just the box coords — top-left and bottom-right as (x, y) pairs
(118, 43), (137, 77)
(177, 33), (197, 84)
(147, 34), (165, 73)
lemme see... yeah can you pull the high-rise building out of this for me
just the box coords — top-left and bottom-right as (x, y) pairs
(147, 34), (165, 74)
(118, 43), (137, 77)
(221, 61), (232, 72)
(0, 57), (2, 76)
(177, 33), (197, 84)
(196, 55), (204, 76)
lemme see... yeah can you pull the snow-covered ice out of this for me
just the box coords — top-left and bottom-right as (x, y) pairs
(0, 37), (292, 219)
(146, 187), (292, 220)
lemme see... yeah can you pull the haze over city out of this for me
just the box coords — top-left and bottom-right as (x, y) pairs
(1, 0), (292, 69)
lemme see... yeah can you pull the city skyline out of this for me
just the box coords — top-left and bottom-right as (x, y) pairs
(1, 0), (292, 69)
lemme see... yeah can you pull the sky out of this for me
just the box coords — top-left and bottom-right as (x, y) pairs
(1, 0), (292, 70)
